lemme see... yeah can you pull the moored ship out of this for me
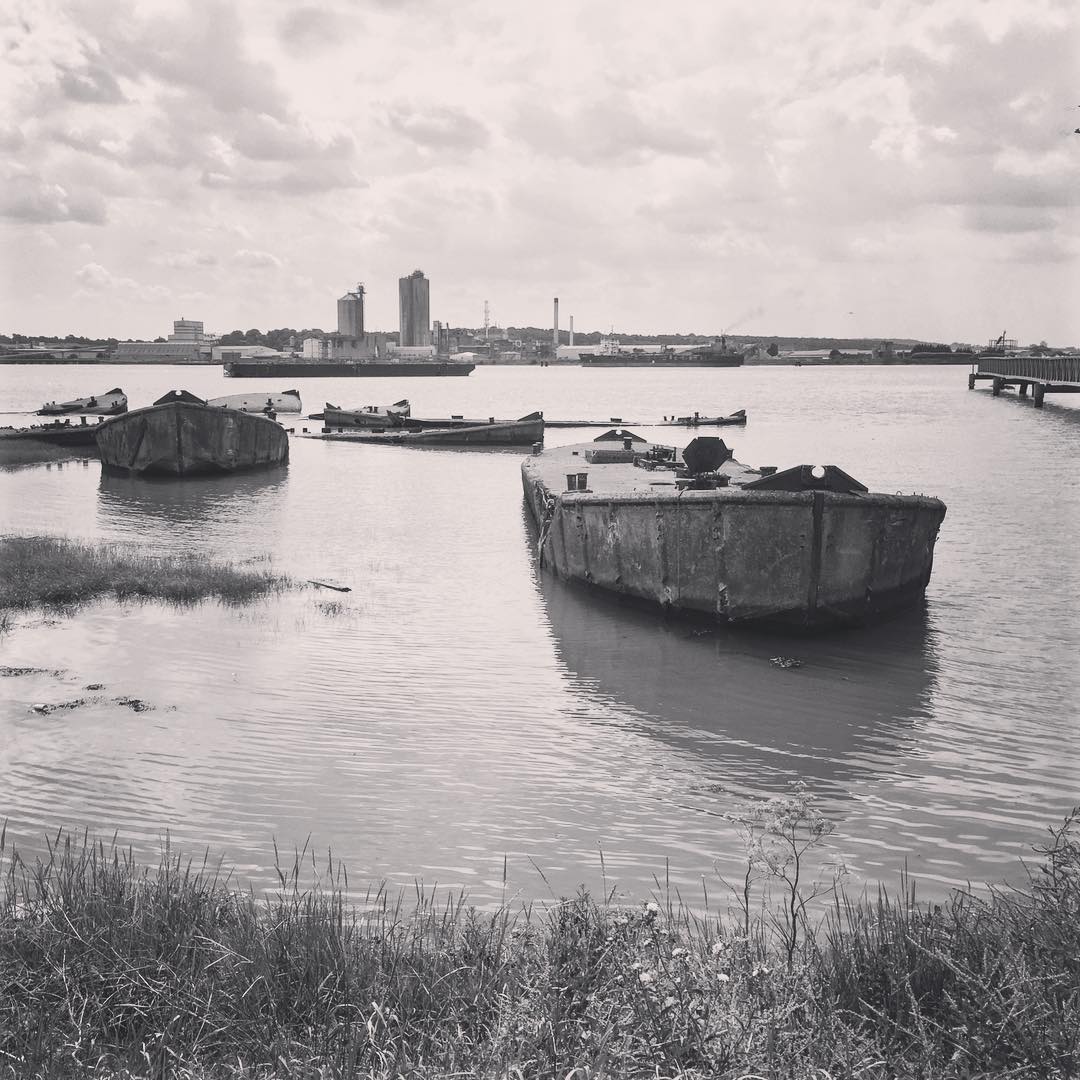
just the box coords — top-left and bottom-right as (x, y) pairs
(223, 358), (474, 378)
(522, 433), (945, 629)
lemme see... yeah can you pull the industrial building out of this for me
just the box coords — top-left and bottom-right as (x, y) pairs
(399, 270), (431, 347)
(337, 286), (365, 337)
(111, 318), (216, 363)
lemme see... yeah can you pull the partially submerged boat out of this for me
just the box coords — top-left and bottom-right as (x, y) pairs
(321, 400), (411, 428)
(96, 390), (289, 476)
(205, 390), (302, 414)
(317, 412), (544, 447)
(522, 432), (946, 629)
(37, 388), (127, 416)
(657, 409), (747, 427)
(0, 416), (103, 446)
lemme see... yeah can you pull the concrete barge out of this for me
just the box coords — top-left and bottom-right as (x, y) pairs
(96, 391), (289, 476)
(522, 434), (946, 629)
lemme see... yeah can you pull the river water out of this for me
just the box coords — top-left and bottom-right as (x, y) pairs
(1, 362), (1078, 908)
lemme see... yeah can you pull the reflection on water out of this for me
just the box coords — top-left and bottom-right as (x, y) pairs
(537, 556), (938, 793)
(97, 466), (290, 543)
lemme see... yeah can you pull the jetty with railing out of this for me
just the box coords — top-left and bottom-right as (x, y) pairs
(968, 334), (1080, 408)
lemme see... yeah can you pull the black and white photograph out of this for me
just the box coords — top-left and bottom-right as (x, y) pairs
(1, 0), (1078, 1075)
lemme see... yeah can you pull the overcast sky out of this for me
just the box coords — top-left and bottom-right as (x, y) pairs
(2, 0), (1077, 343)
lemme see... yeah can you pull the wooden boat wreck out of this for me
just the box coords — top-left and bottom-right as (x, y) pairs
(318, 412), (544, 447)
(0, 415), (105, 445)
(96, 390), (289, 476)
(657, 409), (747, 427)
(522, 432), (946, 629)
(37, 388), (127, 416)
(318, 400), (411, 427)
(206, 390), (302, 414)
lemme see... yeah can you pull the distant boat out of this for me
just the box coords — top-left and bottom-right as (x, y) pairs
(36, 387), (127, 416)
(224, 358), (474, 377)
(317, 412), (544, 447)
(205, 390), (302, 414)
(321, 400), (411, 428)
(657, 409), (747, 427)
(96, 390), (289, 476)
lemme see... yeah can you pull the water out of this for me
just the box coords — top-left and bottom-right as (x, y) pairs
(1, 362), (1078, 908)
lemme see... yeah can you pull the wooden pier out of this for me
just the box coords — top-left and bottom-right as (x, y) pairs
(968, 355), (1080, 408)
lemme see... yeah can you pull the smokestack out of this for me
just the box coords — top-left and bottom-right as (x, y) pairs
(553, 297), (559, 350)
(569, 315), (574, 347)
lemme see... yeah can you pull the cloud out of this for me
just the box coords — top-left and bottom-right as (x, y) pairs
(57, 63), (127, 104)
(232, 249), (283, 269)
(385, 103), (490, 152)
(966, 205), (1059, 234)
(156, 249), (220, 269)
(0, 173), (107, 224)
(231, 112), (354, 161)
(200, 162), (365, 194)
(515, 95), (712, 163)
(74, 262), (170, 301)
(0, 126), (25, 152)
(277, 6), (361, 53)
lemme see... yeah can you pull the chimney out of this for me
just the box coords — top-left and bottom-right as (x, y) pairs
(569, 315), (574, 347)
(553, 297), (559, 350)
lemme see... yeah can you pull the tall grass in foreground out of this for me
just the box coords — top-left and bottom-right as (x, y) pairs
(0, 815), (1077, 1078)
(0, 535), (291, 612)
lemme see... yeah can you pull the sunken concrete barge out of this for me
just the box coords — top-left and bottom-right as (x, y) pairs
(96, 391), (289, 476)
(522, 433), (946, 630)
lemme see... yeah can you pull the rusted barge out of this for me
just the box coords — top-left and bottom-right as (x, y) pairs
(522, 432), (946, 629)
(96, 390), (289, 476)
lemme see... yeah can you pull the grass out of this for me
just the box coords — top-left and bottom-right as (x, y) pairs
(0, 814), (1076, 1078)
(0, 535), (292, 613)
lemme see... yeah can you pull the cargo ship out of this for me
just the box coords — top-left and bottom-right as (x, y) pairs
(579, 336), (743, 368)
(223, 358), (474, 378)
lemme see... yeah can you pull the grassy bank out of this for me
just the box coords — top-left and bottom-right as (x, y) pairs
(0, 535), (291, 612)
(0, 815), (1076, 1078)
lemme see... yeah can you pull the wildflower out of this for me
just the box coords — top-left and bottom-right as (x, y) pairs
(671, 946), (687, 960)
(751, 965), (770, 977)
(639, 970), (655, 985)
(663, 995), (677, 1009)
(718, 972), (730, 983)
(645, 901), (660, 916)
(710, 941), (724, 958)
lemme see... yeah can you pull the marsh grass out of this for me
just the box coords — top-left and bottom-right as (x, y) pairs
(0, 535), (292, 613)
(1, 814), (1077, 1078)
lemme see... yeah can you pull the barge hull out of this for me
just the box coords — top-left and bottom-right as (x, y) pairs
(96, 402), (289, 476)
(523, 481), (945, 629)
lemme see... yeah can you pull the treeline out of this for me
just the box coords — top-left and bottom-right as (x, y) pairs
(217, 328), (327, 351)
(0, 333), (116, 346)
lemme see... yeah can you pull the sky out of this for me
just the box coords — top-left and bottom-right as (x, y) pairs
(1, 0), (1077, 344)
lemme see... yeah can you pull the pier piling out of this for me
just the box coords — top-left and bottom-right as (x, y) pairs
(969, 356), (1080, 412)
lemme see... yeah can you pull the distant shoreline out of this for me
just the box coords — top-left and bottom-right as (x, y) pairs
(0, 355), (980, 368)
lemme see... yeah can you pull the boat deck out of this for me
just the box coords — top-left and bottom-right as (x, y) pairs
(524, 440), (765, 500)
